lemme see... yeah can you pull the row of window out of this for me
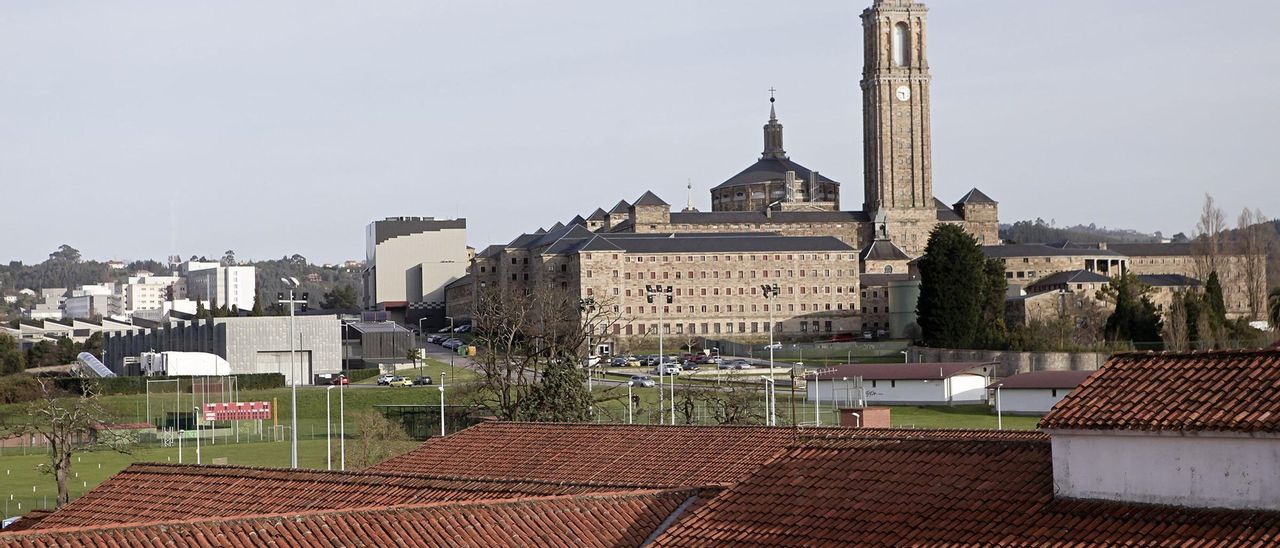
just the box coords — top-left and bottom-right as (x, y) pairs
(616, 302), (854, 315)
(603, 268), (852, 280)
(594, 286), (856, 298)
(614, 320), (835, 336)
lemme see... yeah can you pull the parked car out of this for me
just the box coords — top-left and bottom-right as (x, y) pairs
(388, 376), (413, 387)
(729, 359), (750, 370)
(653, 364), (681, 376)
(610, 356), (629, 367)
(628, 375), (656, 388)
(442, 338), (463, 350)
(329, 374), (349, 386)
(681, 360), (699, 371)
(413, 376), (433, 386)
(717, 362), (733, 370)
(377, 374), (396, 386)
(764, 342), (782, 349)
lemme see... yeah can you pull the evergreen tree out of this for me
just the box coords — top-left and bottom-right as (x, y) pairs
(1204, 271), (1227, 327)
(916, 225), (988, 348)
(976, 258), (1009, 348)
(194, 299), (208, 319)
(26, 340), (60, 368)
(1100, 273), (1163, 344)
(515, 357), (593, 423)
(320, 284), (359, 310)
(250, 296), (265, 317)
(0, 334), (24, 375)
(1270, 287), (1280, 329)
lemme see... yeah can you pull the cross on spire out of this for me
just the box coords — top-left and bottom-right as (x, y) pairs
(768, 87), (777, 121)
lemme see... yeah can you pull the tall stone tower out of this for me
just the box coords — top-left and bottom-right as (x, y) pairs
(861, 0), (935, 254)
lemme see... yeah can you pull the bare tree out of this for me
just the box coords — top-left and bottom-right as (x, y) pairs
(15, 379), (131, 507)
(1193, 194), (1226, 280)
(344, 409), (412, 469)
(470, 285), (622, 420)
(1238, 208), (1269, 320)
(1163, 291), (1193, 352)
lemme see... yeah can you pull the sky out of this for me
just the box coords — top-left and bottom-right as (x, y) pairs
(2, 0), (1278, 265)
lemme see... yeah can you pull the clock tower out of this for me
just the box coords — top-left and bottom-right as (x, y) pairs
(861, 0), (934, 253)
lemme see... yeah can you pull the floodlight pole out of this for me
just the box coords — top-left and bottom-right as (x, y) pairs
(279, 278), (306, 469)
(339, 381), (346, 470)
(193, 407), (201, 465)
(762, 284), (779, 426)
(326, 386), (334, 470)
(996, 384), (1004, 430)
(646, 286), (672, 424)
(439, 372), (446, 437)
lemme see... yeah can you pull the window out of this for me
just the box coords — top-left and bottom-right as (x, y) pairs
(892, 22), (910, 67)
(883, 265), (893, 274)
(1052, 389), (1059, 398)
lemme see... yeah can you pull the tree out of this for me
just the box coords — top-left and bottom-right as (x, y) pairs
(515, 357), (593, 422)
(194, 299), (208, 319)
(0, 334), (24, 375)
(49, 244), (81, 263)
(320, 284), (359, 310)
(221, 250), (236, 267)
(27, 339), (61, 368)
(1098, 273), (1162, 345)
(341, 410), (412, 470)
(1163, 291), (1193, 352)
(1237, 208), (1269, 320)
(14, 379), (131, 507)
(916, 224), (990, 349)
(1204, 271), (1228, 344)
(250, 296), (265, 317)
(976, 258), (1009, 349)
(1193, 194), (1226, 281)
(1270, 287), (1280, 329)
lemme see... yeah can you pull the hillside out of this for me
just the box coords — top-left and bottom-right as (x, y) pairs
(999, 219), (1164, 245)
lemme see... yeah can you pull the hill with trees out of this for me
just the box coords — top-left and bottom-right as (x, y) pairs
(999, 219), (1164, 245)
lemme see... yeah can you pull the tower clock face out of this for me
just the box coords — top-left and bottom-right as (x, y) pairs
(895, 85), (911, 102)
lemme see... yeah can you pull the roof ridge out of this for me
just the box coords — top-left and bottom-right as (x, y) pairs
(2, 489), (701, 538)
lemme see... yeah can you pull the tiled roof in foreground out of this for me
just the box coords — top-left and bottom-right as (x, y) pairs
(372, 422), (1045, 487)
(653, 436), (1280, 546)
(28, 462), (651, 530)
(0, 490), (697, 548)
(1040, 349), (1280, 433)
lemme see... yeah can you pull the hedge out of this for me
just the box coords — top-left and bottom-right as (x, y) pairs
(344, 368), (381, 383)
(54, 373), (286, 396)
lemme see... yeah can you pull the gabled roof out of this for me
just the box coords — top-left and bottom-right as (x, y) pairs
(548, 221), (565, 230)
(586, 208), (608, 221)
(982, 243), (1123, 259)
(608, 200), (631, 214)
(26, 463), (651, 531)
(933, 197), (950, 210)
(1040, 349), (1280, 433)
(814, 362), (994, 381)
(954, 187), (997, 205)
(712, 157), (840, 190)
(860, 239), (910, 262)
(1025, 269), (1110, 290)
(370, 422), (1030, 487)
(4, 490), (699, 548)
(668, 210), (870, 224)
(988, 369), (1096, 390)
(1108, 242), (1193, 257)
(566, 214), (587, 226)
(633, 191), (669, 207)
(653, 435), (1280, 546)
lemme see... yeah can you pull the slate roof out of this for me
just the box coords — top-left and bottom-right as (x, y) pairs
(989, 369), (1096, 390)
(982, 243), (1124, 258)
(668, 210), (870, 224)
(1040, 349), (1280, 433)
(1108, 242), (1193, 256)
(953, 187), (997, 205)
(2, 490), (698, 548)
(1138, 273), (1202, 287)
(567, 214), (587, 226)
(713, 157), (840, 190)
(27, 463), (649, 531)
(1025, 269), (1110, 290)
(860, 239), (911, 262)
(813, 362), (995, 381)
(586, 208), (608, 221)
(608, 200), (631, 214)
(537, 232), (855, 257)
(858, 272), (913, 287)
(936, 207), (965, 222)
(633, 191), (669, 207)
(652, 435), (1280, 546)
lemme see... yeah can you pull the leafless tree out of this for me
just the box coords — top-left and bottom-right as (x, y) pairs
(1163, 291), (1193, 352)
(1193, 194), (1226, 280)
(470, 285), (622, 420)
(344, 409), (412, 469)
(1238, 208), (1269, 320)
(15, 379), (131, 507)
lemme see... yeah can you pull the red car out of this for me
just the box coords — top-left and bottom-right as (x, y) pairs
(329, 375), (349, 385)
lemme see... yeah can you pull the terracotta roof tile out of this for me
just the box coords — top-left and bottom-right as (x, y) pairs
(1040, 349), (1280, 433)
(28, 462), (651, 530)
(0, 490), (697, 548)
(653, 436), (1280, 546)
(373, 422), (1043, 487)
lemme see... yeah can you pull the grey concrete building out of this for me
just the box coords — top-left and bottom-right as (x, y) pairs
(362, 216), (469, 329)
(103, 315), (341, 385)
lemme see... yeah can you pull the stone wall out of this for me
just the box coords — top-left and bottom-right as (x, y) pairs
(908, 345), (1110, 378)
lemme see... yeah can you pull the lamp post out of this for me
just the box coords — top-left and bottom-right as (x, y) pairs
(339, 380), (346, 470)
(996, 383), (1004, 430)
(627, 382), (633, 425)
(444, 316), (455, 381)
(807, 368), (838, 426)
(325, 386), (334, 470)
(177, 430), (184, 464)
(645, 285), (672, 424)
(278, 277), (307, 469)
(192, 407), (201, 465)
(417, 317), (427, 340)
(761, 284), (780, 426)
(760, 376), (776, 425)
(438, 372), (446, 437)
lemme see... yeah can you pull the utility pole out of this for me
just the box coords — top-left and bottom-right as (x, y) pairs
(278, 277), (308, 469)
(761, 284), (780, 426)
(645, 285), (672, 424)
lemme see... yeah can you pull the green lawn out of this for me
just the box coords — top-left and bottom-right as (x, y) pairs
(361, 357), (479, 385)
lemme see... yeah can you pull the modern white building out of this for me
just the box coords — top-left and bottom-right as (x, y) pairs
(63, 283), (121, 320)
(807, 362), (994, 405)
(121, 275), (185, 313)
(1042, 349), (1280, 511)
(988, 370), (1094, 415)
(184, 263), (256, 311)
(25, 288), (67, 320)
(362, 216), (468, 328)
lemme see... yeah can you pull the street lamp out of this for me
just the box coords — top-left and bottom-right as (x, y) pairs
(444, 316), (455, 381)
(339, 380), (346, 470)
(417, 317), (428, 339)
(645, 285), (672, 424)
(761, 284), (780, 426)
(326, 386), (334, 470)
(996, 383), (1004, 430)
(438, 372), (446, 437)
(192, 407), (201, 465)
(177, 430), (184, 464)
(278, 277), (307, 469)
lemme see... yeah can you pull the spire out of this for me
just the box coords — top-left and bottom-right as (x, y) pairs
(682, 179), (698, 213)
(762, 89), (786, 160)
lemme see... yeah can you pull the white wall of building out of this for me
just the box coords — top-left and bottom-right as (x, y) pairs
(1051, 430), (1280, 511)
(807, 374), (988, 405)
(364, 218), (468, 307)
(185, 265), (256, 311)
(997, 388), (1070, 415)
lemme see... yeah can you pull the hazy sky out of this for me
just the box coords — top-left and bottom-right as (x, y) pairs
(3, 1), (1277, 264)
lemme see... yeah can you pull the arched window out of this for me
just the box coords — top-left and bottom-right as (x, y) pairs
(892, 22), (910, 67)
(883, 265), (894, 274)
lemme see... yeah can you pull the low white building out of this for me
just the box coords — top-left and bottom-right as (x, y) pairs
(1042, 349), (1280, 511)
(989, 370), (1095, 415)
(807, 362), (995, 406)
